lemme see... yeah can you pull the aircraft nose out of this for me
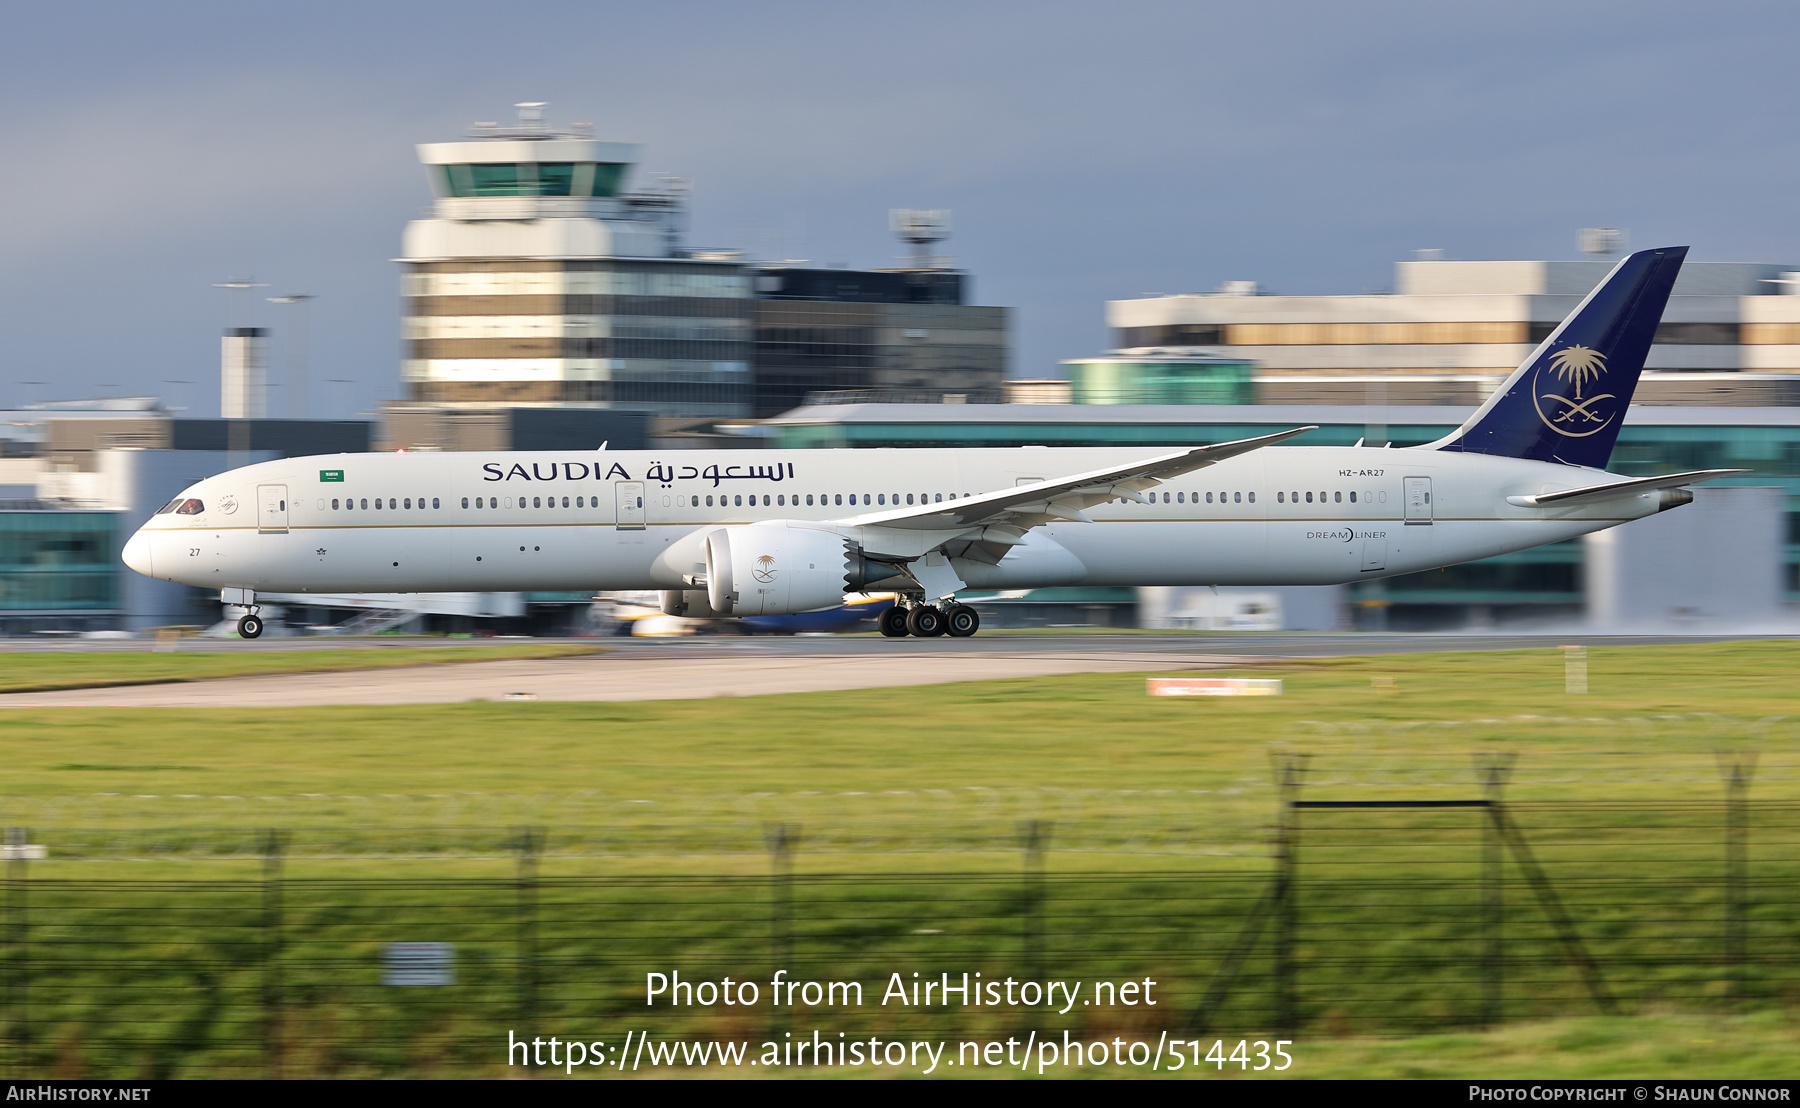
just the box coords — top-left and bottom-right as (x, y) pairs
(122, 530), (154, 577)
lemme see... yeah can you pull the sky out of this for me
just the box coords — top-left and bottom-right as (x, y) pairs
(1, 0), (1797, 418)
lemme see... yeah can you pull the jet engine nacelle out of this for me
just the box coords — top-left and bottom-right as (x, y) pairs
(704, 522), (855, 616)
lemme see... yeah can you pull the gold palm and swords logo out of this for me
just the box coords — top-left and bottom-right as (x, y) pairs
(1532, 344), (1618, 437)
(752, 555), (778, 583)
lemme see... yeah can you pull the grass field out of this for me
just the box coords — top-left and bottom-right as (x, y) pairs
(0, 641), (598, 694)
(3, 639), (1796, 816)
(6, 639), (1800, 1079)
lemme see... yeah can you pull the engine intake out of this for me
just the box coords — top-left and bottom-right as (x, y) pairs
(704, 522), (860, 616)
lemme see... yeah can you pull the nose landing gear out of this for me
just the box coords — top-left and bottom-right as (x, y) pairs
(223, 588), (264, 640)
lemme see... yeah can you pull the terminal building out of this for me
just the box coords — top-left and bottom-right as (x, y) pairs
(0, 400), (372, 633)
(1108, 257), (1800, 381)
(395, 106), (1008, 425)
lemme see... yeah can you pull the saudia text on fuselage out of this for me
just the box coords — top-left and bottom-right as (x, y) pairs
(478, 461), (797, 488)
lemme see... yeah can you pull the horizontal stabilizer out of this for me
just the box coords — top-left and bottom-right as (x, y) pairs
(1504, 469), (1745, 508)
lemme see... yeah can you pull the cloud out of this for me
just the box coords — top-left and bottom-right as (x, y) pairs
(0, 0), (1796, 404)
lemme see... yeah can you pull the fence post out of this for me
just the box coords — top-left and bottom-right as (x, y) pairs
(261, 829), (286, 1078)
(1719, 752), (1756, 1010)
(4, 827), (24, 1076)
(514, 827), (539, 1039)
(1476, 754), (1515, 1029)
(1019, 819), (1051, 1028)
(1270, 752), (1307, 1034)
(765, 823), (796, 1034)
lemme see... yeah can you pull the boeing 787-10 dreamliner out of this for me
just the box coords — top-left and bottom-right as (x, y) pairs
(125, 246), (1736, 639)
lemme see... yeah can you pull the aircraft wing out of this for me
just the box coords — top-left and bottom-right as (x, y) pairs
(839, 426), (1318, 535)
(1504, 468), (1746, 508)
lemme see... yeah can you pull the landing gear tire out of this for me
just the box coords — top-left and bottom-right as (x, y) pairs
(945, 604), (980, 638)
(237, 615), (264, 640)
(877, 605), (910, 638)
(905, 605), (947, 638)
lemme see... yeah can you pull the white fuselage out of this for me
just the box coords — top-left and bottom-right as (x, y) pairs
(124, 446), (1664, 595)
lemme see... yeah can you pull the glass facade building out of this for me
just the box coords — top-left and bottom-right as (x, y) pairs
(0, 506), (117, 614)
(750, 267), (1008, 417)
(1061, 354), (1254, 405)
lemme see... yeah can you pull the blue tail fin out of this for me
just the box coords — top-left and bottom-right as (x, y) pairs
(1434, 246), (1687, 468)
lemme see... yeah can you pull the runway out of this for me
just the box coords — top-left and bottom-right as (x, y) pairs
(0, 632), (1787, 708)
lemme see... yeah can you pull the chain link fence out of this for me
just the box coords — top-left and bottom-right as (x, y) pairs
(4, 720), (1799, 1077)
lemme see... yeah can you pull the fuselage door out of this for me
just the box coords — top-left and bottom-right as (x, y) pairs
(1403, 477), (1432, 525)
(257, 484), (289, 534)
(615, 481), (645, 531)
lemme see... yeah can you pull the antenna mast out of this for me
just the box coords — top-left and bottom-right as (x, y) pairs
(890, 209), (951, 271)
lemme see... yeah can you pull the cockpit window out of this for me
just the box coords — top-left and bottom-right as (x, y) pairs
(174, 499), (204, 515)
(154, 497), (185, 515)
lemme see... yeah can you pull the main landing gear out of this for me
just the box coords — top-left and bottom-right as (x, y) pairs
(879, 601), (981, 639)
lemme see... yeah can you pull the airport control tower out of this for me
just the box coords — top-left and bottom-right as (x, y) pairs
(398, 103), (752, 416)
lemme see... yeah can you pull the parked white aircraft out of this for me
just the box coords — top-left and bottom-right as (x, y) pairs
(125, 247), (1736, 639)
